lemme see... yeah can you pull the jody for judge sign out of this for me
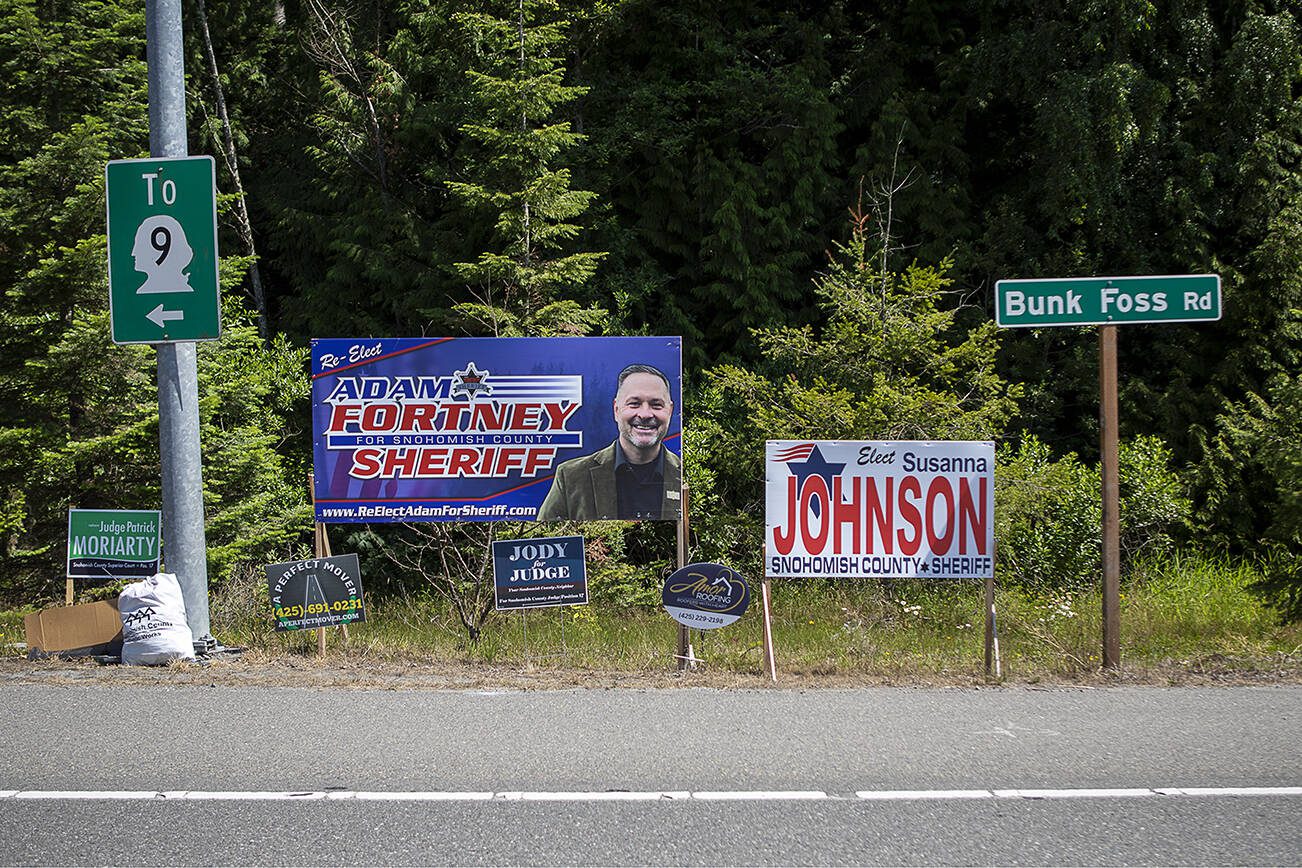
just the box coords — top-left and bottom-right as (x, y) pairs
(765, 441), (994, 579)
(492, 535), (588, 610)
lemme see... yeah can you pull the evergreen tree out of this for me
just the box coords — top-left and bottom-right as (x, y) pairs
(0, 0), (150, 599)
(581, 0), (841, 360)
(255, 0), (466, 338)
(956, 2), (1302, 547)
(443, 0), (606, 336)
(690, 205), (1019, 569)
(1217, 368), (1302, 620)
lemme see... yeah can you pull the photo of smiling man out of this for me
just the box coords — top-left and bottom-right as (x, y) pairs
(536, 363), (682, 521)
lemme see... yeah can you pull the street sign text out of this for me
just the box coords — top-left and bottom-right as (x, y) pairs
(995, 275), (1221, 328)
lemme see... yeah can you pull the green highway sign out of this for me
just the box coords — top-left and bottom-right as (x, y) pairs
(106, 156), (221, 343)
(995, 274), (1221, 328)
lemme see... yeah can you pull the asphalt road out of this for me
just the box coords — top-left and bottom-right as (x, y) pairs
(1, 684), (1298, 865)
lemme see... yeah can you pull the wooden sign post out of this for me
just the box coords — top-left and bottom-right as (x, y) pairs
(1099, 325), (1121, 668)
(760, 577), (776, 682)
(308, 473), (349, 654)
(675, 483), (692, 670)
(983, 572), (1001, 678)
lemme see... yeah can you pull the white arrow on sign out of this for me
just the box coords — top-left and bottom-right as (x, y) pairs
(146, 304), (184, 329)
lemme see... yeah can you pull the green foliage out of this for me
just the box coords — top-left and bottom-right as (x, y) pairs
(0, 0), (311, 603)
(1254, 547), (1302, 624)
(961, 4), (1302, 548)
(356, 511), (675, 644)
(1213, 368), (1302, 620)
(689, 209), (1019, 572)
(198, 304), (314, 580)
(161, 551), (1300, 677)
(706, 211), (1018, 447)
(581, 1), (841, 358)
(256, 0), (465, 338)
(996, 434), (1190, 591)
(1118, 434), (1192, 560)
(0, 0), (150, 601)
(995, 437), (1099, 592)
(5, 0), (1302, 623)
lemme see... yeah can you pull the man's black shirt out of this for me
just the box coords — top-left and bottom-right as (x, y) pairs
(614, 447), (665, 519)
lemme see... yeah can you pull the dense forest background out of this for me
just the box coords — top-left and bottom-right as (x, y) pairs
(2, 0), (1300, 619)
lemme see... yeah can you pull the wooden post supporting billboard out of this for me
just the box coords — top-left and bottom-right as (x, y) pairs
(308, 472), (349, 653)
(983, 573), (1001, 678)
(1100, 325), (1121, 669)
(760, 578), (776, 682)
(675, 483), (691, 670)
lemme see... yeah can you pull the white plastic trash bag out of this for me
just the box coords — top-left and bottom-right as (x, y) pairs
(119, 572), (195, 665)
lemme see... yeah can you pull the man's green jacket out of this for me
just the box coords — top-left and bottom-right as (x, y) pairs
(536, 441), (682, 521)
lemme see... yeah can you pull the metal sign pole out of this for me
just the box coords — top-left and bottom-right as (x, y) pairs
(312, 519), (327, 655)
(1100, 325), (1122, 669)
(146, 0), (213, 653)
(984, 543), (1002, 678)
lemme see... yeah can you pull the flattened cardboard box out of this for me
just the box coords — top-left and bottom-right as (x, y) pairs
(25, 600), (123, 656)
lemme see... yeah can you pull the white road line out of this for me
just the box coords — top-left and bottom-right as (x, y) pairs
(344, 792), (494, 801)
(2, 787), (1298, 802)
(992, 788), (1155, 799)
(854, 787), (1302, 801)
(498, 791), (692, 801)
(13, 791), (161, 800)
(1157, 786), (1302, 797)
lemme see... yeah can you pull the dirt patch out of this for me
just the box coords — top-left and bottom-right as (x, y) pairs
(2, 649), (1299, 690)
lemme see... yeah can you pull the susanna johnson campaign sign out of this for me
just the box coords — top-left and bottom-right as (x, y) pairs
(312, 337), (682, 523)
(765, 441), (994, 579)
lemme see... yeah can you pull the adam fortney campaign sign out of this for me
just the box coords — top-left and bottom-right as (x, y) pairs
(765, 441), (995, 579)
(312, 337), (682, 522)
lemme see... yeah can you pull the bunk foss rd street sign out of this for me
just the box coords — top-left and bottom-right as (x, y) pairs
(106, 156), (221, 343)
(996, 274), (1220, 328)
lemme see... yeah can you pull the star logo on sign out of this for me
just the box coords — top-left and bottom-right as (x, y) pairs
(451, 362), (493, 400)
(785, 445), (846, 518)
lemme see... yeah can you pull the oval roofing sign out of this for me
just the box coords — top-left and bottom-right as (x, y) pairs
(661, 562), (750, 629)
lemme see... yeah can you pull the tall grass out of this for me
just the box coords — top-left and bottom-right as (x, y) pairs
(193, 552), (1300, 679)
